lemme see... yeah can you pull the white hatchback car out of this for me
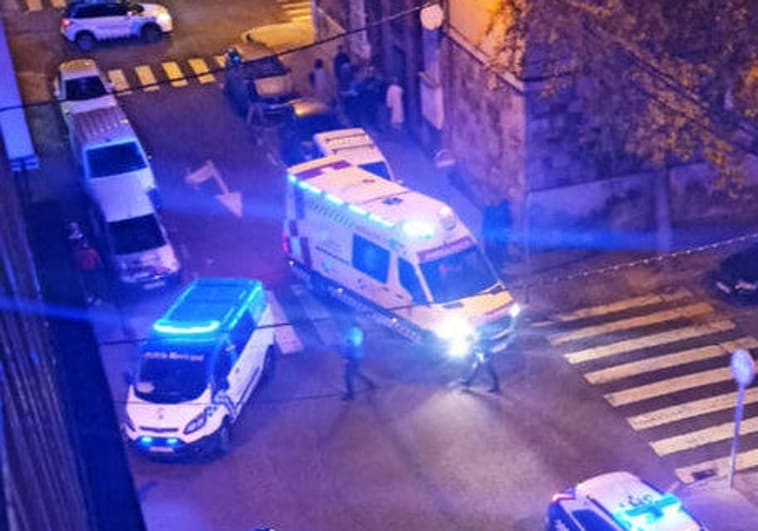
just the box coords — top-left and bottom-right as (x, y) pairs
(61, 1), (173, 51)
(54, 59), (117, 125)
(546, 472), (706, 530)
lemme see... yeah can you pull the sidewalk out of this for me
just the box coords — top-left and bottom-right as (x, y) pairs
(679, 472), (758, 530)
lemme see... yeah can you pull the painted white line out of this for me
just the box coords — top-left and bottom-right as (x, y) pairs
(675, 448), (758, 483)
(161, 61), (188, 87)
(549, 289), (692, 324)
(267, 291), (303, 355)
(135, 65), (160, 91)
(25, 0), (42, 11)
(628, 387), (758, 431)
(107, 69), (131, 95)
(50, 0), (66, 7)
(584, 337), (758, 384)
(564, 320), (735, 364)
(651, 415), (758, 456)
(550, 302), (713, 345)
(188, 58), (215, 84)
(214, 55), (226, 68)
(604, 367), (732, 407)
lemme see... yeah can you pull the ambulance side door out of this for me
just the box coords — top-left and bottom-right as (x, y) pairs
(350, 234), (392, 307)
(227, 310), (260, 410)
(396, 258), (428, 321)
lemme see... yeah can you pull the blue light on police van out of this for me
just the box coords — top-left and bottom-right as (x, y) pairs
(286, 173), (297, 184)
(348, 204), (367, 216)
(402, 220), (434, 239)
(614, 493), (684, 529)
(138, 436), (154, 446)
(166, 437), (179, 447)
(152, 320), (221, 335)
(299, 181), (321, 195)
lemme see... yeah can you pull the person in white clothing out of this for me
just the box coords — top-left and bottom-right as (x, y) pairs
(385, 78), (404, 129)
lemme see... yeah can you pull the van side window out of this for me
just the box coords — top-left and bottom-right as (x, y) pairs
(352, 235), (389, 283)
(398, 259), (426, 304)
(214, 350), (233, 389)
(230, 311), (255, 350)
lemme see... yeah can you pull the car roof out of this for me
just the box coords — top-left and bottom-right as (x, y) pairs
(90, 177), (155, 222)
(288, 97), (333, 118)
(58, 59), (101, 79)
(231, 41), (278, 62)
(313, 128), (386, 164)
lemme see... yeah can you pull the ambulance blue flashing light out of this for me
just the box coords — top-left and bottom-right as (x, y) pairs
(286, 173), (297, 184)
(152, 320), (221, 335)
(348, 204), (367, 216)
(368, 213), (393, 228)
(299, 181), (320, 195)
(402, 220), (435, 239)
(613, 493), (684, 530)
(325, 193), (344, 205)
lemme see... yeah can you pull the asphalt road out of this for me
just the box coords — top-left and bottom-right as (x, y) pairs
(7, 1), (758, 530)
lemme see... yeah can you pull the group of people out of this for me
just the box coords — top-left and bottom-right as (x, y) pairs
(339, 320), (501, 402)
(309, 45), (405, 132)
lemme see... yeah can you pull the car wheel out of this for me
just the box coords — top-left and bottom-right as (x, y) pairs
(216, 419), (232, 455)
(75, 32), (96, 51)
(262, 344), (279, 383)
(141, 24), (161, 44)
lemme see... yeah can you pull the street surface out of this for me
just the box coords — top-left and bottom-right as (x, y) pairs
(5, 1), (758, 529)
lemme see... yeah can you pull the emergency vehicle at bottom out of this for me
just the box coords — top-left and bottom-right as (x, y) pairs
(283, 156), (520, 356)
(122, 278), (277, 457)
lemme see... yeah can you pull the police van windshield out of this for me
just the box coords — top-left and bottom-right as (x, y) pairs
(419, 246), (497, 303)
(65, 76), (108, 101)
(86, 141), (147, 178)
(135, 350), (209, 404)
(359, 162), (391, 180)
(108, 214), (166, 255)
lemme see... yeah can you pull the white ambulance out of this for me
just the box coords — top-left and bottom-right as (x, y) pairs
(283, 156), (520, 356)
(313, 128), (399, 182)
(123, 278), (276, 457)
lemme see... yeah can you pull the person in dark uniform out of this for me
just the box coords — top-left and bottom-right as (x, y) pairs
(341, 321), (375, 401)
(459, 343), (500, 394)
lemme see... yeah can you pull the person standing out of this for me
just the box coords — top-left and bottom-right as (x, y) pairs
(68, 222), (105, 306)
(332, 45), (350, 90)
(341, 322), (375, 401)
(459, 344), (500, 394)
(385, 77), (405, 130)
(356, 66), (382, 129)
(309, 58), (331, 104)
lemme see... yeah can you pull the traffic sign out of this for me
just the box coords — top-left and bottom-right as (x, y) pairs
(730, 349), (755, 388)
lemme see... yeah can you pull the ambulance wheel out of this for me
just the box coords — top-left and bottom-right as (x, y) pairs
(215, 419), (232, 455)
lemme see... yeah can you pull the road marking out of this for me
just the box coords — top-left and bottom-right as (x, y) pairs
(584, 337), (758, 384)
(604, 367), (732, 407)
(50, 0), (66, 7)
(676, 448), (758, 483)
(214, 55), (226, 68)
(651, 415), (758, 456)
(135, 66), (159, 91)
(161, 61), (188, 87)
(267, 291), (303, 355)
(188, 58), (215, 84)
(550, 302), (713, 345)
(25, 0), (42, 11)
(292, 284), (340, 347)
(547, 289), (692, 324)
(107, 69), (131, 95)
(628, 387), (758, 430)
(564, 320), (735, 364)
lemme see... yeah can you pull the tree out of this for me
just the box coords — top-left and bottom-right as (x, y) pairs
(482, 0), (757, 199)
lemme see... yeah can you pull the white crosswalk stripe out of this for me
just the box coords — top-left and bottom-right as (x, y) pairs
(546, 289), (758, 483)
(135, 65), (159, 92)
(188, 58), (215, 84)
(161, 61), (188, 88)
(267, 290), (303, 355)
(291, 284), (342, 347)
(106, 69), (131, 95)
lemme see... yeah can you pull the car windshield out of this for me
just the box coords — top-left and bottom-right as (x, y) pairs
(242, 56), (288, 78)
(135, 350), (208, 404)
(85, 142), (147, 178)
(419, 246), (498, 303)
(359, 161), (391, 180)
(108, 214), (166, 255)
(65, 76), (108, 101)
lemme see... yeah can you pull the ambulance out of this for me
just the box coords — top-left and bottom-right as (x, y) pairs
(283, 156), (520, 356)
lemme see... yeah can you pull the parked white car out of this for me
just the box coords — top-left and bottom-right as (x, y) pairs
(54, 59), (117, 127)
(61, 1), (173, 51)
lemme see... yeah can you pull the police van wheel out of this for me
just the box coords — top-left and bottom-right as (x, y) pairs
(216, 420), (232, 454)
(75, 32), (96, 51)
(141, 24), (162, 44)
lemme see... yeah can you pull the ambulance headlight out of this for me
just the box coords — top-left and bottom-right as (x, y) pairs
(509, 303), (521, 318)
(434, 318), (476, 357)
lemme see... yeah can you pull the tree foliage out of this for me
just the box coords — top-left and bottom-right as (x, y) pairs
(483, 0), (757, 190)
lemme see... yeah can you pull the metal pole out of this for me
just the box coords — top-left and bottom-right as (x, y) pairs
(728, 383), (746, 488)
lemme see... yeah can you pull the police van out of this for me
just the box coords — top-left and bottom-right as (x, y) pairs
(313, 128), (399, 182)
(122, 278), (277, 456)
(283, 156), (520, 357)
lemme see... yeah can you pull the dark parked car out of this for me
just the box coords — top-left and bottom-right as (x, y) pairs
(278, 98), (342, 166)
(712, 244), (758, 303)
(223, 41), (296, 124)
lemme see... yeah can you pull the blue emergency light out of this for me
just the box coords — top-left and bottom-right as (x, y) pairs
(613, 493), (684, 530)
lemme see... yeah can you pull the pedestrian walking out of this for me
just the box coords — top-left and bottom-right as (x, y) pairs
(482, 198), (513, 270)
(341, 322), (375, 401)
(332, 45), (350, 90)
(385, 77), (405, 130)
(67, 222), (105, 306)
(309, 58), (331, 104)
(459, 344), (500, 394)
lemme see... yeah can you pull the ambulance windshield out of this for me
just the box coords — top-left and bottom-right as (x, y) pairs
(135, 350), (209, 404)
(420, 245), (497, 303)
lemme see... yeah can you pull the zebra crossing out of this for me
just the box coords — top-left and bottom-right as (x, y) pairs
(4, 0), (65, 13)
(277, 0), (312, 24)
(104, 55), (226, 96)
(544, 287), (758, 483)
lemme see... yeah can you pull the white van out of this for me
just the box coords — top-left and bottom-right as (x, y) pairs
(70, 105), (158, 203)
(283, 156), (520, 357)
(313, 128), (399, 182)
(122, 278), (276, 456)
(89, 177), (179, 290)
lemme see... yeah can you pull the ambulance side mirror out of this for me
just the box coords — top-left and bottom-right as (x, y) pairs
(122, 371), (133, 387)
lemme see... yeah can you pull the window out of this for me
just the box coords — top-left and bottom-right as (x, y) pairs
(105, 3), (128, 16)
(570, 510), (616, 531)
(65, 76), (107, 101)
(359, 162), (391, 181)
(352, 235), (389, 283)
(398, 259), (426, 304)
(108, 214), (166, 255)
(230, 311), (255, 350)
(419, 246), (497, 303)
(85, 141), (147, 179)
(213, 350), (233, 388)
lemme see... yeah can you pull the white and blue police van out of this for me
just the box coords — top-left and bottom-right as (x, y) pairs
(122, 278), (277, 457)
(546, 471), (706, 530)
